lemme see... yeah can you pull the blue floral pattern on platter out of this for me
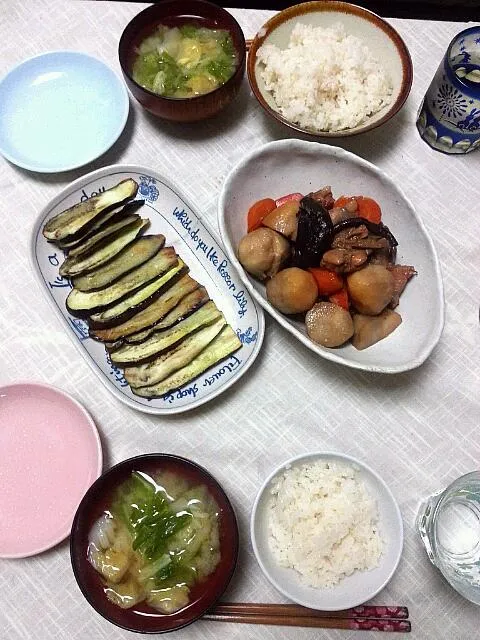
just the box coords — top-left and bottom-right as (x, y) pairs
(33, 167), (264, 415)
(417, 26), (480, 154)
(236, 326), (258, 344)
(138, 175), (159, 202)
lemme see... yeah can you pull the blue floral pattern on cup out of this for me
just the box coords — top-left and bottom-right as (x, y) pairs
(417, 27), (480, 154)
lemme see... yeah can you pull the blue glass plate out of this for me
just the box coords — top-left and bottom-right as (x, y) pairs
(0, 51), (129, 172)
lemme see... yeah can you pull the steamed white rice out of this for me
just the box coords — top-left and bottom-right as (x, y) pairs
(267, 460), (383, 588)
(257, 22), (393, 132)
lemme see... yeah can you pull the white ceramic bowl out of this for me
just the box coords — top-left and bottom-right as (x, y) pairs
(250, 452), (403, 611)
(247, 1), (413, 137)
(218, 139), (444, 373)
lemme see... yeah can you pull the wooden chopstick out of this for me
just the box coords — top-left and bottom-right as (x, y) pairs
(204, 611), (410, 632)
(212, 602), (409, 620)
(203, 603), (411, 632)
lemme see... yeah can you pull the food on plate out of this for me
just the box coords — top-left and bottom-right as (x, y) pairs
(73, 234), (166, 292)
(89, 259), (186, 326)
(66, 247), (178, 314)
(351, 310), (402, 351)
(237, 227), (290, 280)
(267, 460), (383, 588)
(132, 326), (241, 398)
(346, 265), (395, 316)
(87, 469), (220, 613)
(124, 318), (226, 388)
(305, 301), (354, 348)
(90, 276), (205, 342)
(262, 200), (300, 240)
(256, 22), (393, 132)
(237, 187), (416, 350)
(43, 180), (241, 397)
(110, 302), (223, 366)
(132, 23), (238, 98)
(266, 267), (317, 315)
(59, 217), (150, 277)
(43, 179), (138, 241)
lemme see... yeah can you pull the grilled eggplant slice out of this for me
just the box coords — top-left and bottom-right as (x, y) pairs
(124, 317), (226, 388)
(104, 340), (124, 352)
(66, 214), (142, 259)
(66, 247), (178, 316)
(57, 200), (145, 251)
(90, 275), (201, 342)
(73, 235), (165, 292)
(43, 179), (138, 242)
(88, 259), (186, 327)
(110, 301), (222, 366)
(59, 217), (149, 277)
(125, 285), (209, 344)
(132, 326), (241, 398)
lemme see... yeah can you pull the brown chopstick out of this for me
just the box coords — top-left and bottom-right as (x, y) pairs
(204, 612), (410, 632)
(203, 603), (411, 632)
(212, 602), (409, 620)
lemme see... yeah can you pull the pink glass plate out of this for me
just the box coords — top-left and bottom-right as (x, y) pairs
(0, 382), (102, 558)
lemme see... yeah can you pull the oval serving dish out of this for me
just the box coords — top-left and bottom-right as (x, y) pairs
(218, 139), (444, 373)
(32, 165), (264, 414)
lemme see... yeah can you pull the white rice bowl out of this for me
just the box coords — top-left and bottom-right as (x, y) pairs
(257, 22), (393, 132)
(250, 452), (403, 610)
(267, 459), (383, 588)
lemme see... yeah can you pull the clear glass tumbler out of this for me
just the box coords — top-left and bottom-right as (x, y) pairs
(417, 471), (480, 604)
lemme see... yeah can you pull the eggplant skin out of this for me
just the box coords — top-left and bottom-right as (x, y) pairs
(65, 213), (142, 259)
(131, 326), (242, 398)
(124, 317), (226, 388)
(87, 261), (188, 328)
(57, 199), (145, 251)
(43, 179), (138, 242)
(72, 234), (166, 292)
(109, 301), (222, 366)
(89, 276), (203, 343)
(59, 218), (150, 277)
(125, 285), (209, 344)
(65, 247), (178, 316)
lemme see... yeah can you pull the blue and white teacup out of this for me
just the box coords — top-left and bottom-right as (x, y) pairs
(417, 26), (480, 154)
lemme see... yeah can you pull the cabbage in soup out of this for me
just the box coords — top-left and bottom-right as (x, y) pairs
(132, 23), (238, 98)
(87, 470), (221, 614)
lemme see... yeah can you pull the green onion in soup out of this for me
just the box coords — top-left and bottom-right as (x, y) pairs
(87, 470), (221, 613)
(132, 23), (238, 98)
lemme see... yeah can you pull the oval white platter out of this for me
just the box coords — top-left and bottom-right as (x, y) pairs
(218, 139), (444, 374)
(31, 165), (264, 414)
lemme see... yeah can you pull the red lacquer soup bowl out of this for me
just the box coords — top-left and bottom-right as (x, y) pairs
(118, 0), (246, 122)
(70, 454), (239, 633)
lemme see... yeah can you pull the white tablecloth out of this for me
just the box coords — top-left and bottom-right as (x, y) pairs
(0, 2), (479, 638)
